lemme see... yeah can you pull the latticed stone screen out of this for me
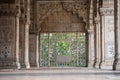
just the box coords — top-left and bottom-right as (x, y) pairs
(40, 33), (86, 67)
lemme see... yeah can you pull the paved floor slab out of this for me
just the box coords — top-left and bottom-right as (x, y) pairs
(0, 68), (120, 80)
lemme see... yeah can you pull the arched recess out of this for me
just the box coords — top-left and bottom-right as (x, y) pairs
(35, 1), (89, 67)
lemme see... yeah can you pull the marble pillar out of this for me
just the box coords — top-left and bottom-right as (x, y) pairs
(88, 0), (95, 67)
(100, 15), (105, 69)
(88, 30), (95, 67)
(94, 20), (101, 68)
(24, 0), (30, 69)
(113, 0), (120, 70)
(93, 0), (102, 68)
(36, 35), (40, 68)
(15, 0), (21, 69)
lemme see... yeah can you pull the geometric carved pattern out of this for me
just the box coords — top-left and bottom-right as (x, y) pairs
(0, 46), (11, 59)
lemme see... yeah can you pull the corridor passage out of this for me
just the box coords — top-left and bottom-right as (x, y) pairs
(0, 68), (120, 80)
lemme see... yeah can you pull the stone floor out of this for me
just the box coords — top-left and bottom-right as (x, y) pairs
(0, 68), (120, 80)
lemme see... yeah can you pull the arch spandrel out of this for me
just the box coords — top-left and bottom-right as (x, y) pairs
(35, 1), (88, 32)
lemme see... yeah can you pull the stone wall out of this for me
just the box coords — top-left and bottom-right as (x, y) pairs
(0, 16), (16, 68)
(29, 34), (37, 67)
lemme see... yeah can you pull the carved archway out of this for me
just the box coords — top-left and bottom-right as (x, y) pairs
(36, 1), (88, 32)
(35, 1), (88, 67)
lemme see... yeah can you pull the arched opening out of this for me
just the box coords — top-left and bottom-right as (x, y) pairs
(39, 9), (87, 67)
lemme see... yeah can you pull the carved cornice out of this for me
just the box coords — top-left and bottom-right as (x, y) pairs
(100, 8), (114, 16)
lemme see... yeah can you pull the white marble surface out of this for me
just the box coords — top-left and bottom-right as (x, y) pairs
(0, 68), (120, 80)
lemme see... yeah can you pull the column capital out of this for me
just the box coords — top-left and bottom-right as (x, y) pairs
(100, 8), (114, 16)
(87, 29), (94, 34)
(15, 0), (21, 17)
(94, 16), (100, 24)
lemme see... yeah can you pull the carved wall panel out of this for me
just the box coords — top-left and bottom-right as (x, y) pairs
(0, 4), (15, 16)
(104, 16), (115, 59)
(0, 16), (14, 43)
(0, 46), (11, 59)
(0, 16), (15, 68)
(29, 34), (37, 66)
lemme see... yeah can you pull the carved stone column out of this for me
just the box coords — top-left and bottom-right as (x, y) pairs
(36, 34), (40, 68)
(93, 0), (102, 68)
(94, 18), (101, 68)
(88, 0), (95, 67)
(88, 30), (95, 67)
(99, 15), (105, 69)
(113, 0), (120, 70)
(24, 0), (30, 69)
(15, 0), (21, 69)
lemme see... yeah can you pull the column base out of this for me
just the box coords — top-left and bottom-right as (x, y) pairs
(115, 60), (120, 70)
(88, 60), (94, 68)
(94, 61), (100, 69)
(25, 62), (30, 69)
(36, 62), (40, 68)
(16, 62), (21, 69)
(101, 61), (113, 70)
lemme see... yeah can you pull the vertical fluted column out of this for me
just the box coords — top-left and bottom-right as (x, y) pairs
(113, 0), (120, 70)
(99, 15), (104, 69)
(24, 0), (30, 69)
(95, 20), (101, 68)
(88, 30), (94, 67)
(15, 0), (21, 69)
(88, 0), (95, 67)
(94, 0), (101, 68)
